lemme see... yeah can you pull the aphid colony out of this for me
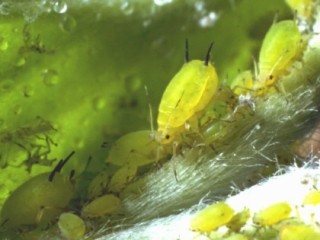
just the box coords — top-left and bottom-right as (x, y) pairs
(0, 13), (311, 239)
(189, 195), (320, 240)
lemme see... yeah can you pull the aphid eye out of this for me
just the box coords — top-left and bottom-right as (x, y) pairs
(165, 134), (171, 140)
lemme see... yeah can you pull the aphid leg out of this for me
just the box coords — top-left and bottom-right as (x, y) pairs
(172, 141), (179, 182)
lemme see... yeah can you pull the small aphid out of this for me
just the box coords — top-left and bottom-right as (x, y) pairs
(190, 201), (234, 232)
(226, 208), (250, 232)
(108, 164), (137, 193)
(87, 171), (111, 199)
(0, 152), (75, 228)
(303, 190), (320, 205)
(156, 40), (219, 145)
(106, 130), (166, 167)
(224, 233), (249, 240)
(81, 194), (121, 218)
(58, 212), (86, 240)
(230, 70), (254, 96)
(285, 0), (315, 22)
(280, 223), (320, 240)
(254, 20), (303, 96)
(253, 202), (292, 226)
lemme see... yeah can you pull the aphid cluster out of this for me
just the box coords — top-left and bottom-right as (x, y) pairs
(190, 193), (320, 239)
(0, 1), (316, 238)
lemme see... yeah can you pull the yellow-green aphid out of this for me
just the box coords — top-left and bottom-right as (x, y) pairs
(106, 130), (165, 167)
(285, 0), (315, 22)
(230, 70), (254, 96)
(58, 212), (86, 240)
(255, 20), (303, 96)
(224, 233), (249, 240)
(226, 208), (250, 232)
(190, 201), (234, 232)
(0, 152), (75, 228)
(108, 165), (137, 193)
(81, 194), (121, 218)
(87, 171), (110, 199)
(303, 190), (320, 205)
(280, 223), (320, 240)
(156, 40), (219, 144)
(253, 202), (292, 226)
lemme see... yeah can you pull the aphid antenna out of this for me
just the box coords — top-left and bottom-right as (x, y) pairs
(57, 151), (76, 173)
(48, 160), (63, 182)
(48, 151), (75, 182)
(144, 85), (155, 134)
(204, 42), (214, 66)
(251, 55), (259, 80)
(185, 38), (189, 63)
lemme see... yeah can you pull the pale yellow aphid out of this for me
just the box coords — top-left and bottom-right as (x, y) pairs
(254, 20), (303, 96)
(106, 130), (165, 167)
(285, 0), (315, 22)
(156, 40), (219, 144)
(87, 170), (110, 199)
(230, 70), (254, 96)
(253, 202), (292, 226)
(303, 190), (320, 205)
(81, 194), (121, 218)
(190, 201), (234, 232)
(108, 164), (137, 193)
(58, 212), (86, 240)
(280, 223), (320, 240)
(226, 208), (250, 232)
(224, 233), (249, 240)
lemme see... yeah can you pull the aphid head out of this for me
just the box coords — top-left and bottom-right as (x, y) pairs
(154, 130), (176, 145)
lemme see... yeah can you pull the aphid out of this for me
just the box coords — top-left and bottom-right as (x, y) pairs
(226, 208), (250, 232)
(230, 70), (254, 96)
(253, 202), (292, 226)
(106, 130), (166, 167)
(87, 170), (111, 199)
(81, 194), (121, 218)
(280, 223), (320, 240)
(156, 40), (219, 145)
(303, 190), (320, 205)
(108, 164), (137, 193)
(285, 0), (315, 22)
(58, 212), (86, 240)
(224, 233), (249, 240)
(0, 152), (75, 229)
(190, 201), (234, 232)
(254, 20), (303, 96)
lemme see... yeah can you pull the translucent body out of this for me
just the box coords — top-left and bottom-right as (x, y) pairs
(1, 172), (74, 228)
(82, 194), (121, 218)
(190, 201), (234, 232)
(280, 224), (320, 240)
(106, 130), (163, 167)
(108, 165), (137, 193)
(285, 0), (315, 21)
(230, 70), (254, 96)
(303, 190), (320, 205)
(157, 60), (219, 144)
(253, 202), (292, 226)
(255, 20), (302, 95)
(58, 212), (86, 240)
(226, 208), (250, 232)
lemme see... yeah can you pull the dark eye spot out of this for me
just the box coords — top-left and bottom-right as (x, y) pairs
(165, 134), (170, 140)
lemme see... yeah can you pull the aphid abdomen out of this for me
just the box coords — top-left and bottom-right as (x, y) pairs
(157, 60), (218, 134)
(257, 20), (302, 90)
